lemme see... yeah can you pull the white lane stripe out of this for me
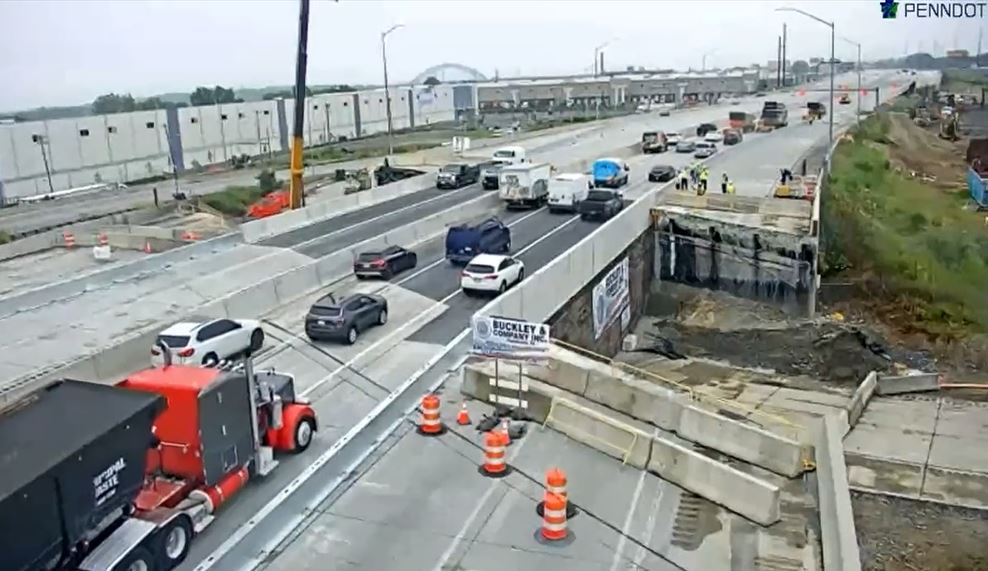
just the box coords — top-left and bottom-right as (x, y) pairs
(393, 206), (549, 287)
(607, 428), (660, 571)
(197, 329), (472, 571)
(290, 183), (472, 251)
(299, 211), (579, 400)
(432, 425), (534, 571)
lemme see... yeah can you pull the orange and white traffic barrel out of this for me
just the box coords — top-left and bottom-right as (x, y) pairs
(536, 491), (572, 544)
(479, 430), (511, 478)
(62, 230), (76, 248)
(97, 232), (109, 246)
(416, 393), (445, 436)
(537, 467), (578, 519)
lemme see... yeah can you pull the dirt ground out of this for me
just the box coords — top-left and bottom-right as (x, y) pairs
(884, 111), (967, 191)
(853, 491), (988, 571)
(641, 286), (898, 385)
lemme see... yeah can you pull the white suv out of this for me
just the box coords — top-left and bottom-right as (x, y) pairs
(151, 318), (265, 367)
(460, 254), (525, 295)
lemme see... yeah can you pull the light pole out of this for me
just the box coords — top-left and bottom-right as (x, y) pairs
(776, 6), (835, 148)
(593, 41), (611, 77)
(701, 49), (718, 72)
(840, 36), (862, 123)
(381, 23), (404, 157)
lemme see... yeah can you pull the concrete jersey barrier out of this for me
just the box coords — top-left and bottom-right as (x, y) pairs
(815, 414), (863, 571)
(1, 192), (502, 406)
(241, 173), (437, 243)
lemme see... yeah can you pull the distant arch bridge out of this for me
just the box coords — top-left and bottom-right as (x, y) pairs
(411, 63), (488, 84)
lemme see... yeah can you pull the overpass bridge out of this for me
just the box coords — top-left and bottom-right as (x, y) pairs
(0, 70), (960, 571)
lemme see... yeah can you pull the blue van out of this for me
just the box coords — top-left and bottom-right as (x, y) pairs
(445, 217), (511, 264)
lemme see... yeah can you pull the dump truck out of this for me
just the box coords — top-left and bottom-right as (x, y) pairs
(728, 111), (757, 133)
(759, 101), (789, 130)
(640, 131), (668, 153)
(1, 350), (317, 571)
(499, 162), (552, 209)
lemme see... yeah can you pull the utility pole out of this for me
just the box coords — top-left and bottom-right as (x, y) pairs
(841, 37), (862, 123)
(776, 7), (835, 148)
(777, 36), (783, 87)
(288, 0), (310, 210)
(599, 51), (605, 76)
(381, 24), (404, 157)
(978, 27), (983, 67)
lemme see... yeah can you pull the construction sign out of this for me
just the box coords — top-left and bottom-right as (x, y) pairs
(471, 315), (550, 360)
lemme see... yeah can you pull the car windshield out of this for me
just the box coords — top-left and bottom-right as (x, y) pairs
(587, 190), (614, 201)
(653, 166), (672, 172)
(493, 150), (515, 158)
(358, 252), (382, 262)
(440, 165), (462, 173)
(157, 334), (190, 348)
(465, 263), (495, 274)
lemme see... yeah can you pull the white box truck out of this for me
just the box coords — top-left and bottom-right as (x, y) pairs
(547, 173), (591, 214)
(499, 162), (552, 209)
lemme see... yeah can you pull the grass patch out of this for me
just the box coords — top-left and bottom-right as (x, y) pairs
(0, 230), (11, 245)
(822, 113), (988, 338)
(200, 185), (266, 217)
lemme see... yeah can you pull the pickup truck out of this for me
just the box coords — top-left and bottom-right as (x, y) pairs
(578, 189), (624, 221)
(437, 163), (480, 189)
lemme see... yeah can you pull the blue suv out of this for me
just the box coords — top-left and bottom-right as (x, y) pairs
(445, 217), (511, 264)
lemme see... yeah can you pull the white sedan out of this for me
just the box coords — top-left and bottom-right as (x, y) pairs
(460, 254), (525, 295)
(664, 132), (683, 145)
(151, 318), (265, 367)
(704, 130), (724, 142)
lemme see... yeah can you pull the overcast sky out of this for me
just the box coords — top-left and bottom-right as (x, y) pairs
(0, 0), (979, 112)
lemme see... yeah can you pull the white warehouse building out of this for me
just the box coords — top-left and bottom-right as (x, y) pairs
(0, 84), (455, 201)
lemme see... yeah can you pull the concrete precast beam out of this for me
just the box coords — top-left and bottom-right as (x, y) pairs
(272, 264), (321, 305)
(815, 414), (863, 571)
(845, 371), (878, 432)
(876, 373), (940, 396)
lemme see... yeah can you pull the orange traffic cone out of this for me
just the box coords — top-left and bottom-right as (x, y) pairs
(456, 402), (471, 425)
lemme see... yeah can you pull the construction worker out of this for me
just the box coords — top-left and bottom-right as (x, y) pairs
(721, 173), (729, 194)
(726, 180), (736, 194)
(699, 168), (709, 194)
(678, 168), (689, 191)
(780, 168), (793, 186)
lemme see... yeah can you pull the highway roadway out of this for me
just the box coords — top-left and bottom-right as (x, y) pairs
(0, 80), (828, 388)
(169, 70), (928, 571)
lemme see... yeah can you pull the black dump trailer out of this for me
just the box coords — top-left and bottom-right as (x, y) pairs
(0, 380), (165, 571)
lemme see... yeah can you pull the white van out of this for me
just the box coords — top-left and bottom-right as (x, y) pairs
(547, 173), (591, 214)
(492, 146), (527, 165)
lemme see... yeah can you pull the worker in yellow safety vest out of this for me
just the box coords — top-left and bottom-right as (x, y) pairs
(726, 180), (736, 194)
(699, 169), (709, 194)
(721, 173), (729, 194)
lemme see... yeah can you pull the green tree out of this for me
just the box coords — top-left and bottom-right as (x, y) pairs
(256, 169), (279, 193)
(92, 93), (137, 114)
(190, 85), (240, 106)
(423, 76), (441, 87)
(134, 97), (165, 111)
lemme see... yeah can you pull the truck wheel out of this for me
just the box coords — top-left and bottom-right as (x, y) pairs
(250, 329), (265, 352)
(156, 516), (193, 570)
(293, 416), (316, 453)
(113, 547), (157, 571)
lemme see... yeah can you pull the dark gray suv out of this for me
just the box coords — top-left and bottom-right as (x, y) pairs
(305, 293), (388, 344)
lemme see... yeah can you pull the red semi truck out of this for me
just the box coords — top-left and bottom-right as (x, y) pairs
(1, 347), (317, 571)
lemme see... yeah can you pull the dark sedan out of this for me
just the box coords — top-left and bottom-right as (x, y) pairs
(353, 245), (417, 279)
(648, 165), (677, 183)
(305, 293), (388, 345)
(696, 123), (718, 137)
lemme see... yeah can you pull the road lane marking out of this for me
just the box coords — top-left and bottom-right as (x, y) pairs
(392, 206), (550, 287)
(299, 211), (580, 400)
(289, 183), (474, 251)
(608, 428), (661, 571)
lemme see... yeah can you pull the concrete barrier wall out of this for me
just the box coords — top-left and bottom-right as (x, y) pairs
(461, 364), (782, 526)
(876, 372), (940, 396)
(815, 414), (863, 571)
(0, 232), (243, 319)
(241, 173), (437, 243)
(2, 192), (502, 406)
(528, 353), (807, 477)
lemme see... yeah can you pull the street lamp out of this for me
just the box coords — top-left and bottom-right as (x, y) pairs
(381, 23), (404, 157)
(840, 36), (862, 123)
(593, 41), (611, 77)
(776, 6), (835, 147)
